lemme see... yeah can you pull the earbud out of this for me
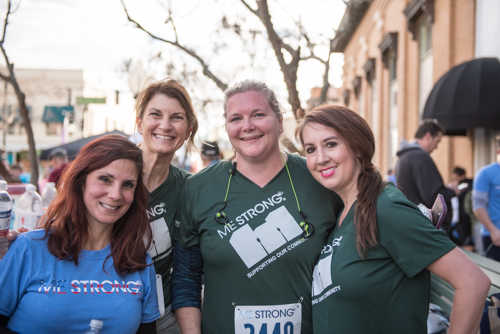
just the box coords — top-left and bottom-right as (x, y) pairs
(230, 162), (237, 176)
(215, 202), (229, 225)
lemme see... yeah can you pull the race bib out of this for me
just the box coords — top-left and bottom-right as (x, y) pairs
(156, 274), (165, 317)
(234, 302), (301, 334)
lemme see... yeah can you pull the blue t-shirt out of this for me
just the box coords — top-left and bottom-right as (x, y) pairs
(473, 162), (500, 236)
(0, 229), (160, 334)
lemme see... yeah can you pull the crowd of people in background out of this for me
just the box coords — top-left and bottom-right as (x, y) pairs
(384, 120), (500, 261)
(0, 77), (498, 334)
(2, 146), (68, 190)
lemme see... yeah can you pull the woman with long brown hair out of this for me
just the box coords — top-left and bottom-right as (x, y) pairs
(134, 78), (198, 334)
(0, 135), (160, 334)
(297, 105), (490, 333)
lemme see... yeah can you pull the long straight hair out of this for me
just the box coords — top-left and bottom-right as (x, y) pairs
(297, 105), (384, 257)
(41, 135), (152, 274)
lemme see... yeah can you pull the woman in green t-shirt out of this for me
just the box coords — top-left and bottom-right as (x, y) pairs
(134, 78), (198, 334)
(296, 104), (490, 333)
(172, 80), (343, 334)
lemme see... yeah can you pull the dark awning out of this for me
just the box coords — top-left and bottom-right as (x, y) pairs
(42, 105), (74, 123)
(39, 130), (129, 160)
(422, 57), (500, 134)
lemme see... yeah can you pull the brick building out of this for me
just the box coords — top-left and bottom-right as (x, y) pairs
(333, 0), (499, 181)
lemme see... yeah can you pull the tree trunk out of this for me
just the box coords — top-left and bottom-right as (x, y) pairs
(0, 161), (13, 182)
(1, 1), (39, 189)
(0, 66), (39, 189)
(11, 78), (39, 188)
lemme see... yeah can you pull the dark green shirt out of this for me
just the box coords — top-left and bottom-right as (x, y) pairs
(147, 164), (190, 309)
(312, 184), (456, 333)
(175, 153), (343, 334)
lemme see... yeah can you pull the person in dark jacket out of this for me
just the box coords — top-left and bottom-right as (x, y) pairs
(448, 167), (474, 251)
(395, 119), (459, 230)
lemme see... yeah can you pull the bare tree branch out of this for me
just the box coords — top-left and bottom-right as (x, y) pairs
(0, 0), (10, 43)
(164, 3), (179, 43)
(320, 77), (330, 105)
(320, 44), (332, 104)
(0, 0), (39, 188)
(273, 0), (312, 47)
(301, 55), (326, 63)
(241, 1), (336, 119)
(0, 161), (13, 183)
(240, 0), (258, 16)
(244, 0), (302, 118)
(121, 0), (337, 154)
(119, 0), (228, 91)
(272, 0), (334, 72)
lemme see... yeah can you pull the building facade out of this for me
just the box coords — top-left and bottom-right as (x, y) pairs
(1, 69), (84, 166)
(332, 0), (497, 181)
(1, 68), (137, 175)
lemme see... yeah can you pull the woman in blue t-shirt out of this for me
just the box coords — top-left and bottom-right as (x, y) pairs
(0, 135), (160, 334)
(296, 105), (490, 333)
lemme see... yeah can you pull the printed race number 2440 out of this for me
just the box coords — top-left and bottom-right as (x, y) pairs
(234, 303), (301, 334)
(243, 322), (294, 334)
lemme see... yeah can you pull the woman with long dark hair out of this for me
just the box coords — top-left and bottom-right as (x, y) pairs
(0, 135), (160, 334)
(297, 105), (490, 333)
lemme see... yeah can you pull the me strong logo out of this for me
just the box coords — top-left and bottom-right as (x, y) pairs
(146, 203), (166, 219)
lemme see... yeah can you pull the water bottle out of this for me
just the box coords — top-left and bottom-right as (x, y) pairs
(10, 199), (15, 230)
(84, 319), (103, 334)
(42, 182), (57, 210)
(0, 180), (12, 260)
(14, 184), (42, 233)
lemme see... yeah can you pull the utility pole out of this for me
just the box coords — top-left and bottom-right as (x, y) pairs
(67, 88), (72, 106)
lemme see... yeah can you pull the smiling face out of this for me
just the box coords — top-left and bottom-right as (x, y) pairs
(225, 90), (283, 163)
(302, 123), (360, 199)
(137, 94), (192, 159)
(83, 159), (138, 230)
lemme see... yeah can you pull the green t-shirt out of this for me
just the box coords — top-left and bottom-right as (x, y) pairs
(312, 184), (456, 334)
(147, 164), (190, 309)
(175, 153), (343, 334)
